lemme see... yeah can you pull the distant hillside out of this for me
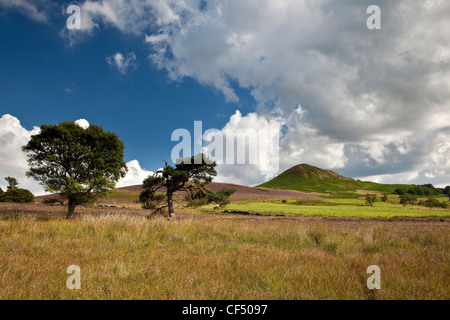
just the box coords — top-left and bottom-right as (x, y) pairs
(109, 182), (318, 204)
(259, 164), (408, 194)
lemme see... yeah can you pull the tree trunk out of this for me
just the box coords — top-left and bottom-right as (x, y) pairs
(167, 192), (176, 218)
(66, 198), (77, 219)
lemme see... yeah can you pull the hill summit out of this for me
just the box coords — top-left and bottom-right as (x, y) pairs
(259, 164), (359, 193)
(285, 164), (353, 181)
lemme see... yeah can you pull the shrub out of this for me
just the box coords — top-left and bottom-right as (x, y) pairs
(421, 197), (441, 210)
(438, 202), (448, 209)
(399, 194), (417, 207)
(186, 198), (209, 208)
(381, 193), (389, 202)
(365, 194), (377, 207)
(207, 188), (236, 207)
(42, 197), (65, 206)
(2, 188), (34, 203)
(393, 188), (406, 195)
(281, 199), (288, 204)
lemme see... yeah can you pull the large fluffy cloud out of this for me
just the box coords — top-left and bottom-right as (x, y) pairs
(0, 114), (154, 195)
(116, 160), (154, 188)
(0, 114), (42, 194)
(146, 0), (450, 185)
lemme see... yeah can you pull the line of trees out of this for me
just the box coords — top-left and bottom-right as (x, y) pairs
(393, 184), (450, 197)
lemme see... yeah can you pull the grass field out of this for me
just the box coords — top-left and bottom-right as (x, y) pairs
(216, 199), (450, 219)
(3, 183), (449, 300)
(0, 212), (448, 300)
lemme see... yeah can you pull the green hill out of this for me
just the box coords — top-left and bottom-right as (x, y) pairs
(259, 164), (409, 195)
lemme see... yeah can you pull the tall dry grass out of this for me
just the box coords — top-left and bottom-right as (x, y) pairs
(0, 213), (448, 299)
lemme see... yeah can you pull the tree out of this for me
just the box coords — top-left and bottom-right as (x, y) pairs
(5, 177), (19, 190)
(444, 186), (450, 195)
(393, 188), (406, 195)
(140, 154), (216, 218)
(22, 122), (127, 219)
(399, 194), (417, 207)
(0, 177), (34, 203)
(206, 188), (236, 207)
(2, 188), (34, 203)
(365, 194), (377, 207)
(422, 197), (441, 210)
(381, 193), (389, 202)
(444, 186), (450, 201)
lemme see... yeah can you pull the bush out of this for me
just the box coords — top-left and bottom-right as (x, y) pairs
(399, 194), (417, 207)
(365, 194), (377, 207)
(2, 188), (34, 203)
(0, 187), (4, 202)
(393, 188), (406, 195)
(420, 197), (441, 210)
(42, 197), (65, 206)
(281, 199), (288, 204)
(207, 188), (236, 207)
(381, 193), (389, 202)
(186, 198), (209, 208)
(438, 202), (448, 209)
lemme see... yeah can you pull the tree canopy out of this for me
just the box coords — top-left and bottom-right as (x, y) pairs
(5, 177), (19, 190)
(22, 122), (127, 218)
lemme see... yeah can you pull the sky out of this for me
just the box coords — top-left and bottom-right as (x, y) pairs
(0, 0), (449, 195)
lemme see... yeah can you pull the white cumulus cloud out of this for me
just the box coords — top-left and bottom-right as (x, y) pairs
(0, 114), (42, 194)
(75, 119), (90, 129)
(117, 160), (154, 188)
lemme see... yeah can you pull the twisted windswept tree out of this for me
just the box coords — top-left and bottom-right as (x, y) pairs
(140, 154), (217, 218)
(22, 122), (128, 219)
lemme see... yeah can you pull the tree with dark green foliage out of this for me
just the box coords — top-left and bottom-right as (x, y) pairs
(444, 186), (450, 195)
(0, 177), (34, 203)
(207, 188), (236, 207)
(421, 197), (441, 210)
(140, 154), (216, 218)
(2, 188), (34, 203)
(444, 186), (450, 201)
(399, 194), (417, 207)
(393, 188), (406, 195)
(365, 194), (377, 207)
(22, 122), (127, 219)
(381, 193), (389, 202)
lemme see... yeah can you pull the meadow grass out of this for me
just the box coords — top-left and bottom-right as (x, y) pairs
(0, 213), (448, 300)
(220, 201), (450, 218)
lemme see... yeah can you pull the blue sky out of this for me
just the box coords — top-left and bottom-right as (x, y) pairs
(0, 0), (449, 194)
(0, 9), (255, 172)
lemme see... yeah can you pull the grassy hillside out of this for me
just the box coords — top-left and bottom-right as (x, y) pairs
(259, 164), (412, 194)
